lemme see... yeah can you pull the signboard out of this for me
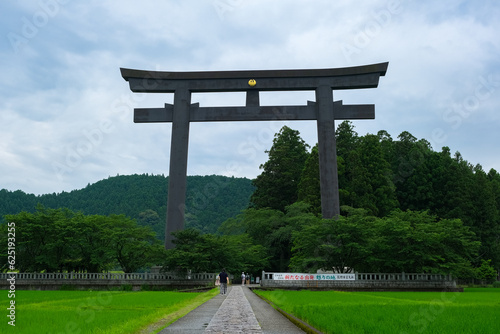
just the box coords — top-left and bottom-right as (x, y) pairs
(273, 273), (356, 281)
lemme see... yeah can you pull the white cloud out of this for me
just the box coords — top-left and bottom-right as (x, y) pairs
(0, 0), (499, 195)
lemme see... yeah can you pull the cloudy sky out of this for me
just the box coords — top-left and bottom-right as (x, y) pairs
(1, 0), (499, 195)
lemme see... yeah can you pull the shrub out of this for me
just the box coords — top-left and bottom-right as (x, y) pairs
(475, 260), (497, 283)
(493, 281), (500, 288)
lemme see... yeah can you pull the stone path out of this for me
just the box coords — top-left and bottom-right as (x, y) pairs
(159, 285), (305, 334)
(204, 286), (262, 333)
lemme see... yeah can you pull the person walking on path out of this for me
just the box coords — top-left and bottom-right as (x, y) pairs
(241, 272), (246, 286)
(219, 268), (229, 295)
(215, 274), (220, 287)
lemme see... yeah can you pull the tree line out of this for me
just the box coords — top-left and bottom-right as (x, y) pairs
(1, 123), (499, 280)
(163, 202), (495, 281)
(155, 124), (499, 279)
(0, 174), (255, 238)
(0, 206), (163, 273)
(243, 124), (500, 276)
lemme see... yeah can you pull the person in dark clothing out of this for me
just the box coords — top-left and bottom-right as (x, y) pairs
(219, 268), (229, 295)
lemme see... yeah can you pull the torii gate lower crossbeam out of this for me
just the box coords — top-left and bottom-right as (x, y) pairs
(121, 62), (388, 249)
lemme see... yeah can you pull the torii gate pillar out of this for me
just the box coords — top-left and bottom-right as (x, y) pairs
(167, 88), (191, 248)
(316, 85), (339, 218)
(121, 62), (388, 248)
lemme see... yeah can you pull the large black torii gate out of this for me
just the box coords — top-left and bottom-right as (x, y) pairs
(121, 62), (388, 249)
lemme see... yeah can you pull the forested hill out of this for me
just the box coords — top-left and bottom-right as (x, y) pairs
(0, 174), (255, 238)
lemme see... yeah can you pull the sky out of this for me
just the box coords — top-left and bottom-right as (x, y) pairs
(1, 0), (499, 195)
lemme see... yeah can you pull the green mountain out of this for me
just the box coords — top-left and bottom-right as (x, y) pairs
(0, 174), (255, 239)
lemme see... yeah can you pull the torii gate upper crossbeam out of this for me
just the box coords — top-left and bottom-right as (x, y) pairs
(122, 63), (387, 93)
(121, 62), (388, 249)
(133, 101), (374, 123)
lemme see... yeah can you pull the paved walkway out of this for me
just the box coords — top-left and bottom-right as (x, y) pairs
(159, 285), (305, 334)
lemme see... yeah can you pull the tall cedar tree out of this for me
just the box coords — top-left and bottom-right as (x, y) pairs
(250, 126), (309, 212)
(298, 145), (321, 215)
(335, 121), (361, 208)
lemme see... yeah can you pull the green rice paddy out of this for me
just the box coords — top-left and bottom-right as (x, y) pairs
(254, 288), (500, 334)
(2, 288), (218, 334)
(3, 288), (499, 333)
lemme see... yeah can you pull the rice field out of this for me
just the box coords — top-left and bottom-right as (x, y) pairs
(2, 288), (218, 334)
(4, 287), (499, 333)
(254, 288), (500, 334)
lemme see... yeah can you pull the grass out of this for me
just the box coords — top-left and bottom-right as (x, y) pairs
(254, 288), (500, 334)
(2, 288), (218, 334)
(5, 287), (498, 333)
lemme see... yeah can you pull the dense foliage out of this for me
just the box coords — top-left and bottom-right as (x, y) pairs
(250, 126), (309, 211)
(2, 123), (499, 278)
(216, 202), (481, 278)
(0, 206), (163, 272)
(161, 228), (269, 275)
(249, 123), (499, 274)
(290, 206), (480, 277)
(0, 174), (255, 237)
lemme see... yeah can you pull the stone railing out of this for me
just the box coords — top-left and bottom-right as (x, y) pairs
(0, 272), (218, 291)
(0, 272), (216, 281)
(260, 271), (460, 292)
(262, 272), (451, 281)
(352, 272), (451, 281)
